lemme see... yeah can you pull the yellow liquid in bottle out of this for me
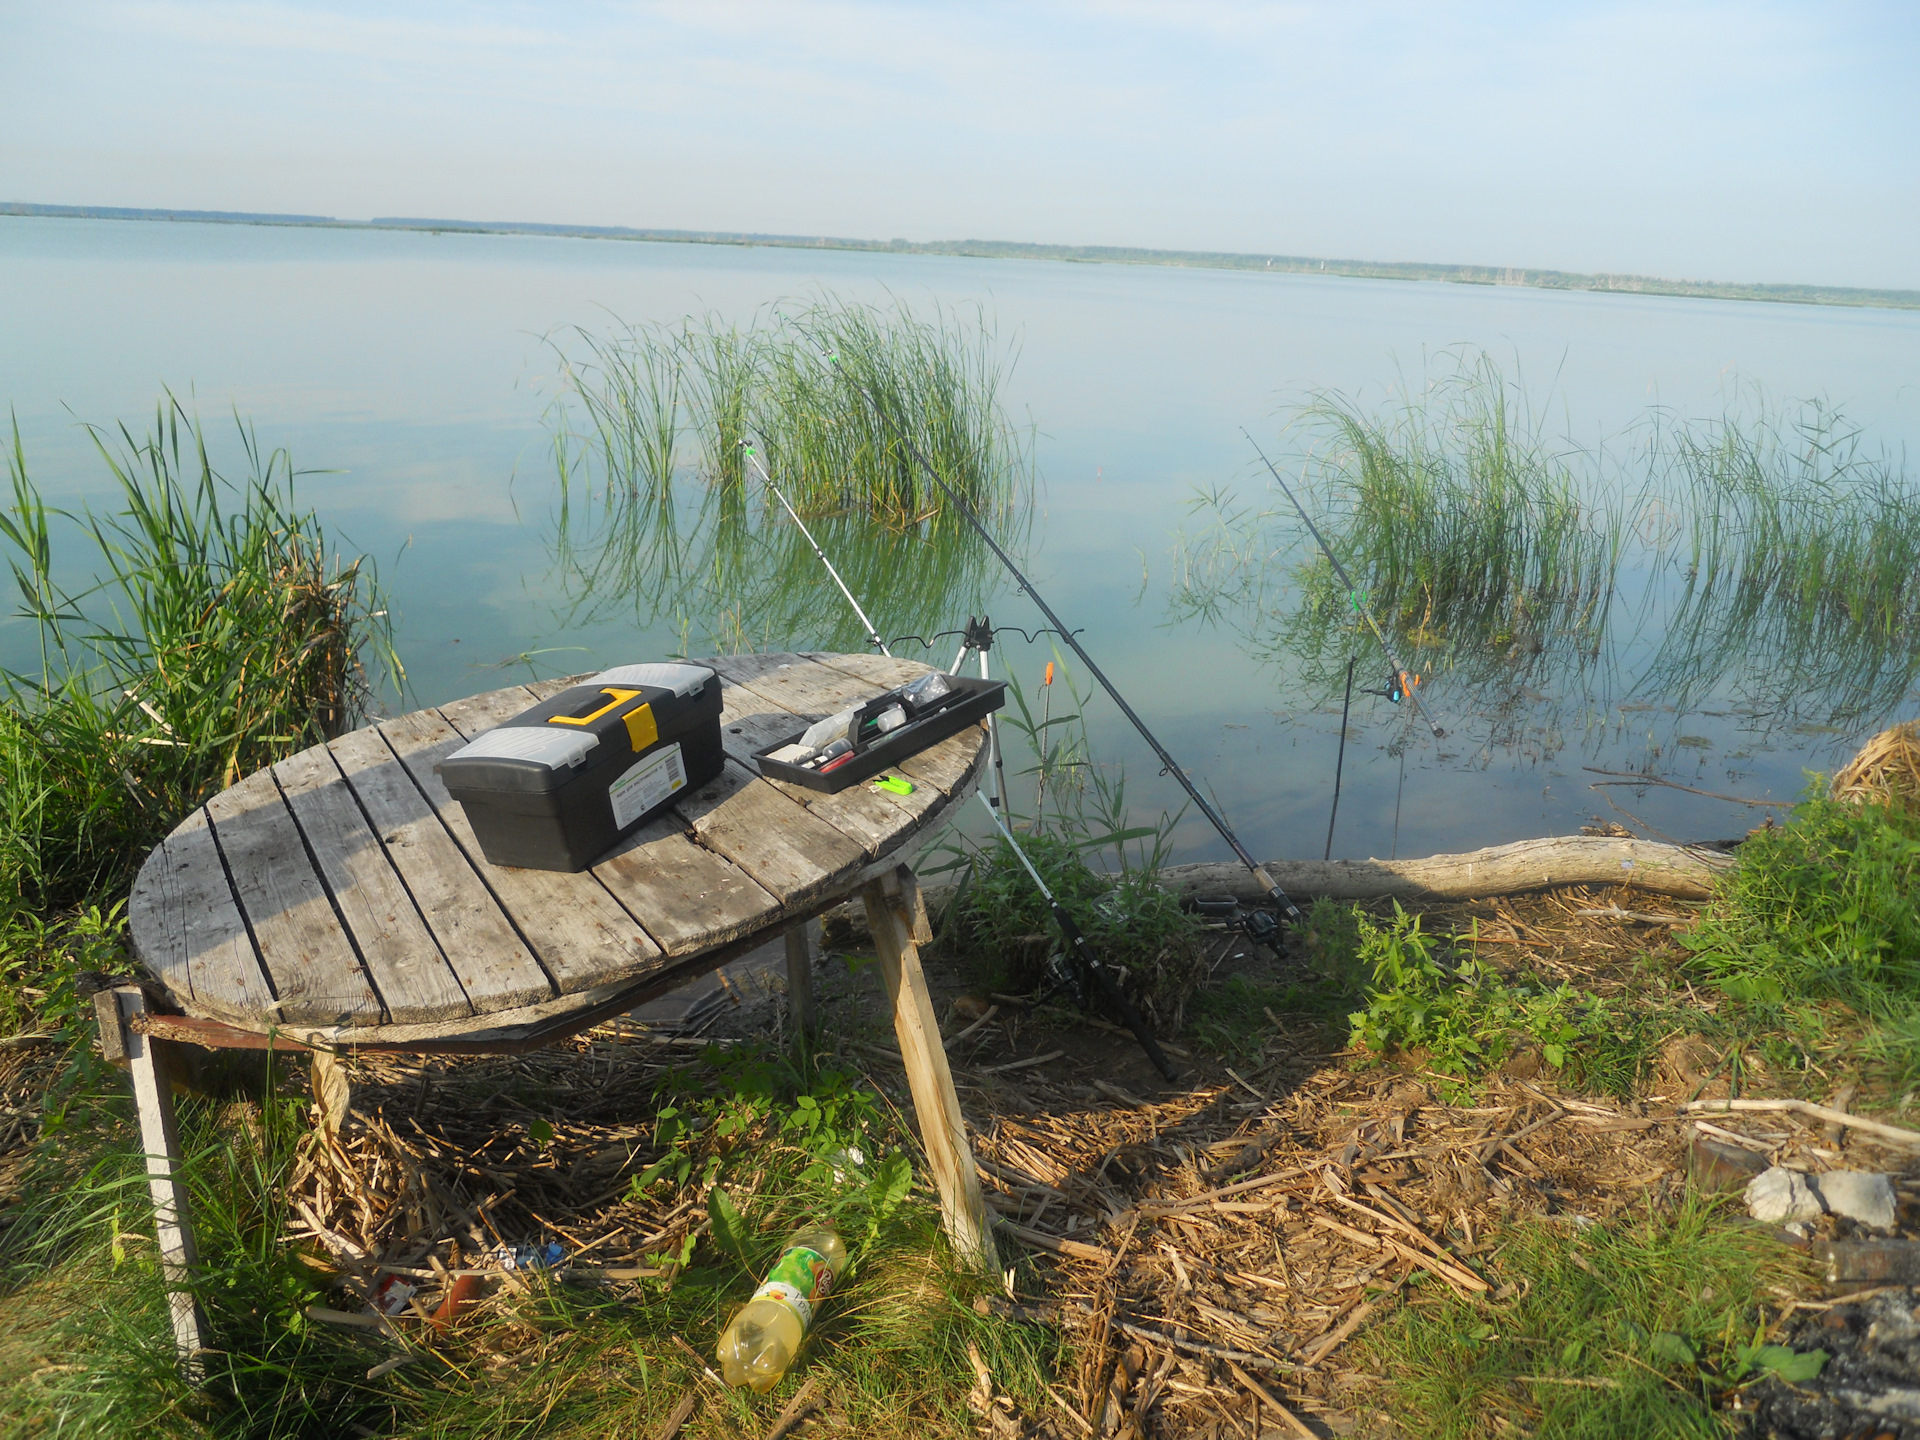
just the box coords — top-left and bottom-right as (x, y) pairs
(716, 1227), (847, 1392)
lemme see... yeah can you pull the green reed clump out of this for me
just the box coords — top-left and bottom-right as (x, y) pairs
(1638, 399), (1920, 718)
(1167, 354), (1624, 713)
(1298, 354), (1624, 640)
(0, 398), (398, 911)
(953, 830), (1209, 1033)
(940, 670), (1209, 1033)
(754, 299), (1024, 522)
(546, 298), (1027, 653)
(549, 295), (1029, 527)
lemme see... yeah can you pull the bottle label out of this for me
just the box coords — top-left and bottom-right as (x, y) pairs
(751, 1246), (834, 1329)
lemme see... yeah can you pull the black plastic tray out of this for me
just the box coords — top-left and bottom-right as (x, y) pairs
(752, 674), (1006, 793)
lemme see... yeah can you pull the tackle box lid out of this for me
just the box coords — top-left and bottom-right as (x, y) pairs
(436, 662), (717, 797)
(586, 662), (713, 697)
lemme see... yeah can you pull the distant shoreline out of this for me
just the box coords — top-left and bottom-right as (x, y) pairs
(6, 200), (1915, 314)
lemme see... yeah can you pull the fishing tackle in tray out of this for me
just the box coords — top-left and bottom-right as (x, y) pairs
(753, 669), (1007, 794)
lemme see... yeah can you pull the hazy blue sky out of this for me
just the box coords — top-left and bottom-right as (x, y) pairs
(3, 2), (1915, 287)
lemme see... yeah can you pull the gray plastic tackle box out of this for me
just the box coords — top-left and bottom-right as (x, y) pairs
(436, 663), (725, 872)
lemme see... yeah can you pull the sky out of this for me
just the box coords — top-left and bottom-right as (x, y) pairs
(2, 2), (1916, 289)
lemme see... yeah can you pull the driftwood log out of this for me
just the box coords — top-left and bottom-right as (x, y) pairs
(1154, 835), (1732, 906)
(825, 836), (1730, 945)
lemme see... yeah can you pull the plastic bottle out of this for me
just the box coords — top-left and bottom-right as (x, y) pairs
(716, 1226), (847, 1392)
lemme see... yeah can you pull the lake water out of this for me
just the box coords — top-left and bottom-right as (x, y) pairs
(4, 215), (1918, 870)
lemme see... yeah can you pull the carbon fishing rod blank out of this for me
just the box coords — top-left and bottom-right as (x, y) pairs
(817, 341), (1306, 933)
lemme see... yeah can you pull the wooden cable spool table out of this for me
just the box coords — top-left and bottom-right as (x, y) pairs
(100, 651), (997, 1365)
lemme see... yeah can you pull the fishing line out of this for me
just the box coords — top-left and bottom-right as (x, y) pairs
(1241, 430), (1447, 743)
(741, 438), (891, 657)
(813, 340), (1306, 931)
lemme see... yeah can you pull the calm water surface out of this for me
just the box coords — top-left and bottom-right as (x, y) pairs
(4, 216), (1918, 866)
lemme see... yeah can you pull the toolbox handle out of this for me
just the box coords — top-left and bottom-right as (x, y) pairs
(545, 687), (642, 728)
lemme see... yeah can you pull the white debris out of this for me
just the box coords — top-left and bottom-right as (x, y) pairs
(1816, 1171), (1899, 1230)
(1746, 1167), (1824, 1224)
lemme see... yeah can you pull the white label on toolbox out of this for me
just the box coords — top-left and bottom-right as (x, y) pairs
(608, 743), (688, 829)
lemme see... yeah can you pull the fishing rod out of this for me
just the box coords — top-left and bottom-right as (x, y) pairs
(741, 427), (1179, 1076)
(740, 438), (892, 657)
(814, 344), (1305, 933)
(1242, 429), (1446, 742)
(975, 793), (1179, 1081)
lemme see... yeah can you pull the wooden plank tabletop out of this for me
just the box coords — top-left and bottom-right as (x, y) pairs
(128, 654), (984, 1042)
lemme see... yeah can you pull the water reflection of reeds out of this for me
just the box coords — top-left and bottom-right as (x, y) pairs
(1171, 357), (1920, 756)
(543, 297), (1030, 655)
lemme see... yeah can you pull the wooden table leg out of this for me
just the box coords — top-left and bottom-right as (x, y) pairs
(784, 921), (817, 1039)
(99, 986), (208, 1374)
(861, 865), (997, 1275)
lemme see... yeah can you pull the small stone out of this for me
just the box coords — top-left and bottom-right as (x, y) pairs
(1746, 1166), (1824, 1224)
(1816, 1170), (1899, 1230)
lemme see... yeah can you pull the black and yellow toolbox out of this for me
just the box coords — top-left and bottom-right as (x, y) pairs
(436, 663), (725, 872)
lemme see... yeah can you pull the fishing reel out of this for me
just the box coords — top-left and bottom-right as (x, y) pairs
(1038, 945), (1092, 1012)
(1366, 669), (1422, 704)
(1186, 896), (1285, 950)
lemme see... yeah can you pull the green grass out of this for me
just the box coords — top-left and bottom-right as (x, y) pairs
(1343, 904), (1652, 1098)
(1356, 1198), (1820, 1439)
(1199, 896), (1657, 1096)
(1679, 786), (1920, 1080)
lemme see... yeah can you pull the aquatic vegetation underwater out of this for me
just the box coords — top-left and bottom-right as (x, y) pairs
(1170, 355), (1920, 761)
(544, 296), (1031, 655)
